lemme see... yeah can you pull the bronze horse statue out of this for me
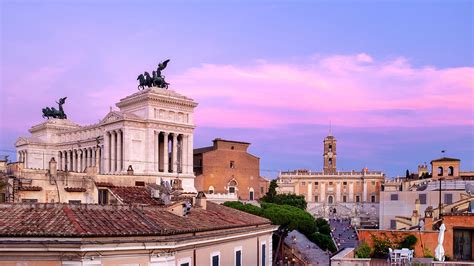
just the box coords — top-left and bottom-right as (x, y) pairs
(42, 97), (67, 119)
(137, 59), (170, 90)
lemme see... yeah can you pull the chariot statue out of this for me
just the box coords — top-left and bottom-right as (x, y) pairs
(137, 59), (170, 90)
(42, 97), (67, 119)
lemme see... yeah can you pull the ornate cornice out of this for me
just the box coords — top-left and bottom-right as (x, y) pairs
(116, 88), (198, 110)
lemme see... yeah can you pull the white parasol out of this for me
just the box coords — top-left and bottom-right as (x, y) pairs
(434, 223), (446, 261)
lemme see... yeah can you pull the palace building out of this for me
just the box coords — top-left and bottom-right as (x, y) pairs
(277, 133), (385, 226)
(14, 88), (198, 192)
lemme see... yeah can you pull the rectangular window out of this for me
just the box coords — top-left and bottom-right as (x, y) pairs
(343, 181), (347, 186)
(419, 194), (427, 204)
(235, 248), (242, 266)
(135, 181), (145, 186)
(212, 255), (219, 266)
(21, 198), (38, 203)
(98, 189), (109, 205)
(0, 193), (5, 203)
(315, 182), (318, 185)
(391, 194), (399, 201)
(301, 181), (306, 185)
(445, 193), (453, 204)
(343, 195), (347, 202)
(178, 257), (191, 266)
(390, 220), (396, 229)
(230, 161), (235, 168)
(314, 195), (318, 202)
(68, 200), (81, 204)
(260, 187), (264, 193)
(229, 187), (235, 194)
(372, 181), (376, 185)
(371, 195), (376, 203)
(261, 243), (266, 266)
(356, 195), (360, 202)
(329, 182), (333, 185)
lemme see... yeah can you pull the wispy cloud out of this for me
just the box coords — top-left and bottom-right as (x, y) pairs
(172, 53), (474, 128)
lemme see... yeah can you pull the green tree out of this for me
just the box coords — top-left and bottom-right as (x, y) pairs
(315, 218), (331, 235)
(398, 235), (417, 250)
(308, 232), (337, 252)
(355, 242), (371, 258)
(261, 179), (278, 202)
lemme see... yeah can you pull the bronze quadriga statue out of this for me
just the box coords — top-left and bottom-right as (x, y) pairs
(137, 59), (170, 90)
(42, 97), (67, 119)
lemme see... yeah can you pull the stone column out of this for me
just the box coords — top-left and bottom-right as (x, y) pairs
(172, 133), (178, 173)
(104, 132), (110, 173)
(66, 150), (71, 171)
(163, 132), (169, 173)
(75, 150), (78, 172)
(187, 134), (194, 174)
(111, 131), (116, 173)
(336, 182), (341, 202)
(58, 152), (62, 171)
(17, 151), (20, 163)
(24, 151), (28, 168)
(363, 180), (368, 202)
(117, 130), (122, 172)
(78, 150), (83, 172)
(182, 135), (188, 174)
(349, 182), (354, 202)
(95, 147), (100, 170)
(155, 131), (160, 172)
(321, 182), (326, 203)
(87, 148), (90, 168)
(307, 182), (313, 202)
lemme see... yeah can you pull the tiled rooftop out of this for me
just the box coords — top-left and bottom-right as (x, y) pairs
(0, 202), (271, 237)
(108, 186), (163, 205)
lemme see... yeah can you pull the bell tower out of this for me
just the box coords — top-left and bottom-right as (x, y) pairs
(323, 134), (337, 174)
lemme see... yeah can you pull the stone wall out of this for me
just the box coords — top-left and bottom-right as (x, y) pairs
(357, 229), (439, 258)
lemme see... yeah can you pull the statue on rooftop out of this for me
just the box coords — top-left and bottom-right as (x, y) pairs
(137, 59), (170, 90)
(42, 97), (67, 119)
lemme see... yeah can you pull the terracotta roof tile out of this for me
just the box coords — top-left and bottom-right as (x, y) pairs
(0, 202), (270, 237)
(108, 186), (163, 205)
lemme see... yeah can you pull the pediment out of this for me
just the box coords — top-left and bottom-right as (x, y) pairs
(15, 137), (29, 147)
(100, 111), (124, 125)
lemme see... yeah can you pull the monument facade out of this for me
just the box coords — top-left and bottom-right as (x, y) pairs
(15, 61), (198, 192)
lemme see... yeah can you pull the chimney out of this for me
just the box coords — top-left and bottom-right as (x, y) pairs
(49, 157), (57, 177)
(195, 191), (207, 210)
(415, 198), (420, 213)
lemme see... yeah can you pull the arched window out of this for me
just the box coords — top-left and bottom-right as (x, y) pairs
(328, 144), (333, 152)
(438, 167), (444, 176)
(329, 158), (333, 166)
(208, 186), (214, 194)
(249, 187), (255, 201)
(328, 195), (334, 204)
(228, 180), (237, 194)
(448, 166), (454, 176)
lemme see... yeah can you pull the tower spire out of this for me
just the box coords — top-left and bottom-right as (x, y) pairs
(329, 120), (332, 136)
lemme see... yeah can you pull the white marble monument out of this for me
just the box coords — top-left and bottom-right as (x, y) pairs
(15, 87), (198, 192)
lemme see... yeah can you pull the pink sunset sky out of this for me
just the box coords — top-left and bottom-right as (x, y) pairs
(1, 1), (473, 177)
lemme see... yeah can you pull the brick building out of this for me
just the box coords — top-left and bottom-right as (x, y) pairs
(194, 139), (268, 201)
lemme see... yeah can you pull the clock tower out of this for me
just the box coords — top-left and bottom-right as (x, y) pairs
(323, 134), (337, 174)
